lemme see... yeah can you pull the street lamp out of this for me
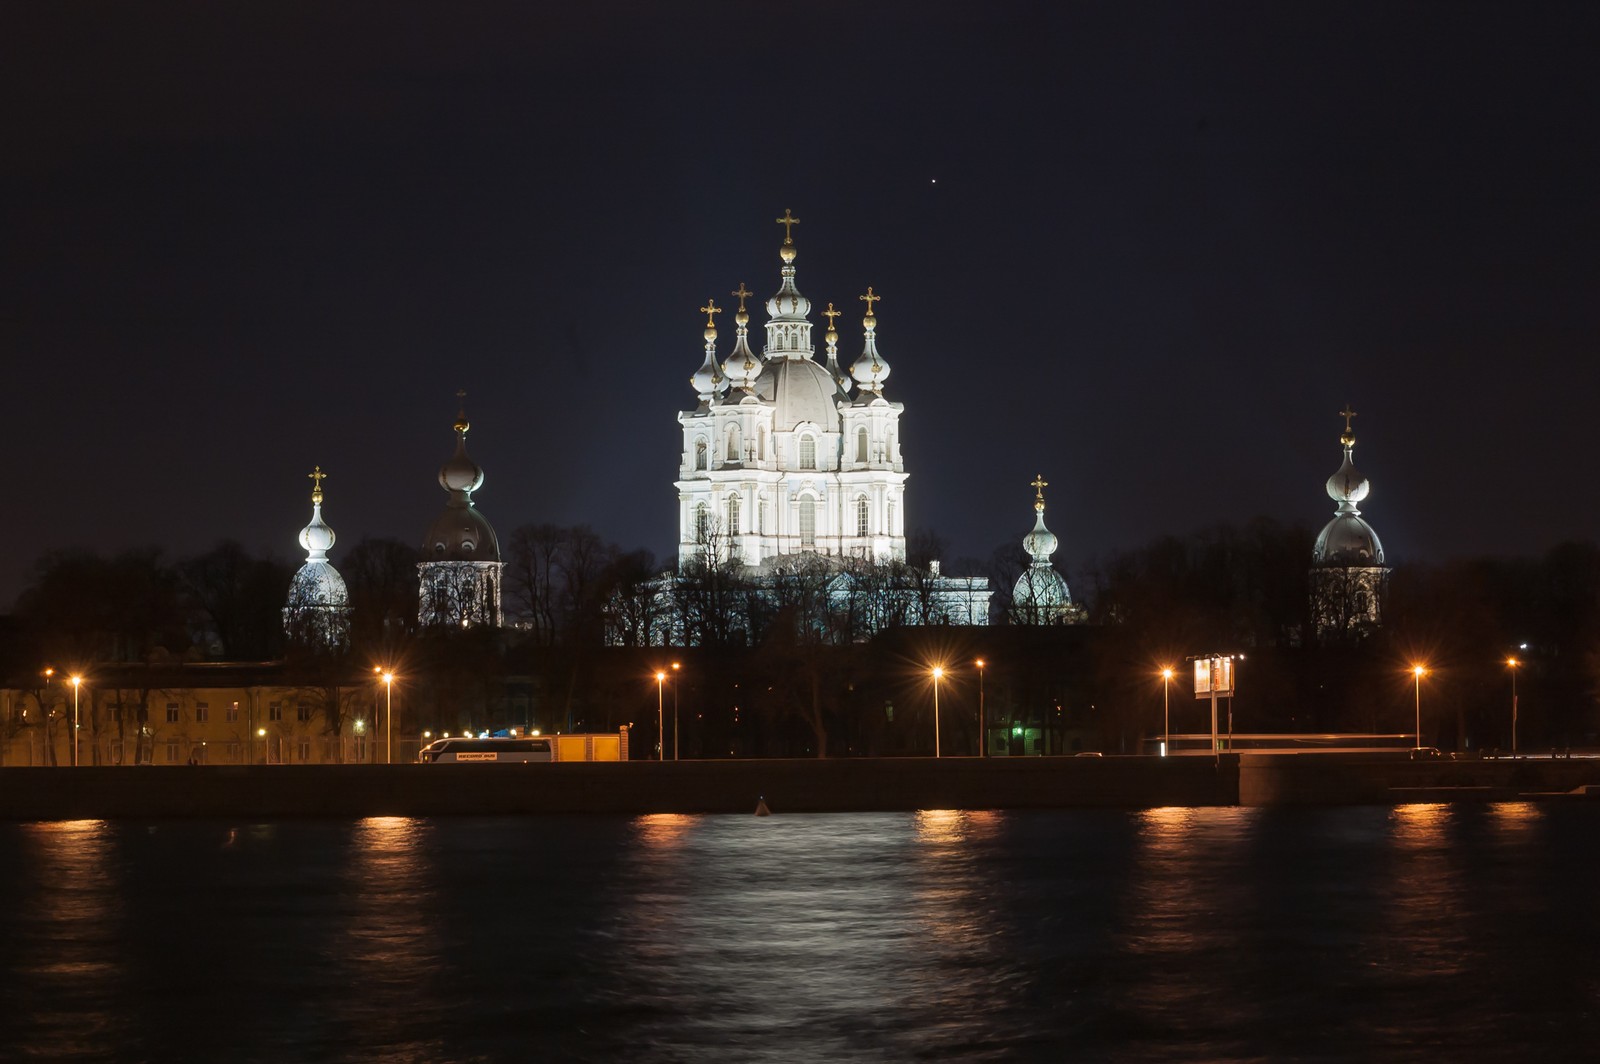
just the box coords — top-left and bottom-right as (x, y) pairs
(1412, 664), (1428, 749)
(975, 658), (986, 758)
(655, 671), (666, 761)
(70, 675), (83, 767)
(931, 666), (944, 758)
(1506, 657), (1520, 756)
(381, 670), (395, 764)
(671, 661), (681, 761)
(1164, 665), (1177, 755)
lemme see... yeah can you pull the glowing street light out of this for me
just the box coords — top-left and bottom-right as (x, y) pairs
(931, 666), (945, 758)
(1164, 665), (1177, 755)
(655, 671), (667, 761)
(1506, 657), (1520, 756)
(1412, 664), (1428, 749)
(378, 670), (395, 764)
(70, 675), (83, 767)
(671, 661), (681, 761)
(975, 658), (986, 758)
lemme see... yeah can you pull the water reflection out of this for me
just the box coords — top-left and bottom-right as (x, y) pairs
(333, 817), (445, 1063)
(12, 820), (130, 1057)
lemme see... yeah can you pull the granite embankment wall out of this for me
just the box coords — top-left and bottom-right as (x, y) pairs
(0, 757), (1234, 820)
(4, 755), (1598, 820)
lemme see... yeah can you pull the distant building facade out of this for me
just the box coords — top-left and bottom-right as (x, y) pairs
(418, 397), (504, 628)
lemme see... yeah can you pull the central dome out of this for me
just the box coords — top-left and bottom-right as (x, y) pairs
(754, 358), (841, 433)
(425, 505), (500, 562)
(1313, 513), (1385, 566)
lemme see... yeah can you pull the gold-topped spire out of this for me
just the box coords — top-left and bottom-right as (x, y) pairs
(309, 465), (327, 505)
(776, 208), (800, 243)
(454, 389), (470, 434)
(731, 282), (752, 325)
(700, 299), (722, 328)
(859, 286), (881, 324)
(823, 302), (841, 339)
(1031, 473), (1048, 511)
(1339, 403), (1357, 446)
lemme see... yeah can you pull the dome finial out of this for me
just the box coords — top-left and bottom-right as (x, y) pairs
(859, 286), (882, 329)
(308, 465), (327, 506)
(776, 208), (800, 263)
(700, 298), (722, 341)
(454, 389), (470, 435)
(731, 282), (753, 327)
(1339, 403), (1357, 448)
(850, 286), (891, 393)
(1031, 473), (1048, 513)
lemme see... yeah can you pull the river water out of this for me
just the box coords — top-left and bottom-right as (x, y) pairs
(1, 805), (1596, 1062)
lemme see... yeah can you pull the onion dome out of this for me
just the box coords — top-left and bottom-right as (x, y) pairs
(689, 300), (726, 403)
(722, 283), (762, 392)
(822, 302), (851, 393)
(298, 465), (336, 561)
(850, 287), (892, 393)
(1313, 407), (1385, 567)
(423, 394), (501, 562)
(285, 465), (350, 642)
(1013, 474), (1072, 616)
(765, 209), (813, 323)
(1022, 475), (1058, 563)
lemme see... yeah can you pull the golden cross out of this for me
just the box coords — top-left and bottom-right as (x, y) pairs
(823, 302), (841, 329)
(700, 299), (722, 327)
(1339, 404), (1357, 432)
(859, 286), (882, 315)
(1030, 473), (1048, 501)
(731, 283), (753, 312)
(309, 465), (327, 502)
(776, 208), (800, 243)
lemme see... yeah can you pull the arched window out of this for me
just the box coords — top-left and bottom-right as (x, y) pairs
(727, 494), (741, 534)
(799, 435), (816, 470)
(856, 428), (869, 464)
(856, 496), (870, 536)
(695, 439), (707, 471)
(727, 426), (740, 462)
(799, 498), (816, 547)
(694, 503), (709, 543)
(887, 501), (896, 536)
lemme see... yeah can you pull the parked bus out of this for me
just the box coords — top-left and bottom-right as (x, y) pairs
(418, 737), (552, 763)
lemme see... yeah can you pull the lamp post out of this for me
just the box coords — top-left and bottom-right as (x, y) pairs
(655, 671), (666, 761)
(1164, 665), (1177, 755)
(671, 661), (681, 761)
(70, 675), (83, 767)
(975, 658), (986, 758)
(931, 666), (944, 758)
(381, 671), (395, 764)
(1412, 664), (1427, 749)
(1506, 657), (1520, 756)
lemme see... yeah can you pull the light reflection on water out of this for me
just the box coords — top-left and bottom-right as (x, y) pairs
(0, 805), (1598, 1062)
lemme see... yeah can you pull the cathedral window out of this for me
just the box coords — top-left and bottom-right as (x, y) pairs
(727, 426), (740, 462)
(758, 426), (766, 461)
(694, 503), (709, 544)
(887, 501), (896, 535)
(799, 498), (816, 547)
(856, 496), (869, 536)
(728, 494), (741, 534)
(857, 428), (868, 464)
(799, 435), (816, 470)
(695, 439), (707, 471)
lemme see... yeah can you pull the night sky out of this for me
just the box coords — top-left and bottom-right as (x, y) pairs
(6, 2), (1599, 607)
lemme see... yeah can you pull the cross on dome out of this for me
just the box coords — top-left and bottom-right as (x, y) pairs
(1340, 404), (1357, 432)
(859, 286), (882, 319)
(1031, 473), (1048, 510)
(308, 465), (327, 504)
(700, 299), (722, 328)
(731, 283), (753, 312)
(776, 208), (800, 243)
(823, 303), (841, 328)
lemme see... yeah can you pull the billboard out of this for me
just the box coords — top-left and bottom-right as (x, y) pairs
(1193, 655), (1236, 698)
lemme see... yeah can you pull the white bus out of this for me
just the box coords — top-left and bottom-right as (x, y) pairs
(418, 737), (553, 763)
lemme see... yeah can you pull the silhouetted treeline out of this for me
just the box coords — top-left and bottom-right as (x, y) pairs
(5, 521), (1597, 756)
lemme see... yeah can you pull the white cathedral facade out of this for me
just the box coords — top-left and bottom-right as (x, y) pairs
(675, 212), (908, 570)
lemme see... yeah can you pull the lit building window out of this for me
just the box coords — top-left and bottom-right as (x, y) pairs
(800, 436), (816, 470)
(799, 498), (816, 547)
(857, 496), (869, 536)
(728, 494), (741, 534)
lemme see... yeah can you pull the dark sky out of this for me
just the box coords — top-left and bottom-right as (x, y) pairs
(5, 2), (1599, 607)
